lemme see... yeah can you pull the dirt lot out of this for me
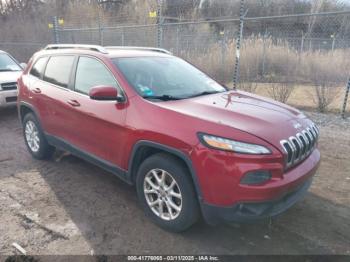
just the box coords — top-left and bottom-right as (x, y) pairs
(0, 107), (349, 255)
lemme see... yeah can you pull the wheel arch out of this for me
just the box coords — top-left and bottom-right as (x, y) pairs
(128, 141), (203, 202)
(19, 102), (41, 125)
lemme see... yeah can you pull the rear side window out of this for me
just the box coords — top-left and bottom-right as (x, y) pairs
(75, 56), (117, 95)
(30, 57), (48, 78)
(43, 56), (75, 88)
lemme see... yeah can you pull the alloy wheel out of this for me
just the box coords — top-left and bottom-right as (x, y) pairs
(25, 120), (40, 153)
(143, 168), (183, 221)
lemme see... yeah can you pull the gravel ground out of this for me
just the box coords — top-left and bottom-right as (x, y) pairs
(0, 107), (349, 255)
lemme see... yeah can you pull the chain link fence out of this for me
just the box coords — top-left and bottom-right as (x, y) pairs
(1, 2), (349, 117)
(239, 11), (350, 116)
(0, 42), (49, 64)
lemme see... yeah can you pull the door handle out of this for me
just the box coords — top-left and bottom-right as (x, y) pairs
(32, 88), (41, 94)
(67, 99), (81, 107)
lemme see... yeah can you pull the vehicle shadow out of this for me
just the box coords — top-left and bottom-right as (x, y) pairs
(0, 106), (18, 122)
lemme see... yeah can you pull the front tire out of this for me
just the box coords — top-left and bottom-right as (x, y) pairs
(136, 153), (200, 232)
(23, 113), (55, 160)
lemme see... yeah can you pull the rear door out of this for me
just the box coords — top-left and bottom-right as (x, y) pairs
(25, 56), (50, 125)
(61, 56), (128, 166)
(39, 55), (77, 140)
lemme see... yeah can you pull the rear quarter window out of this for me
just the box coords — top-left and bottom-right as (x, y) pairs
(29, 57), (48, 79)
(43, 56), (75, 88)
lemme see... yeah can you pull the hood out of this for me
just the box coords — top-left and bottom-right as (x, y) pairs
(158, 91), (313, 149)
(0, 71), (22, 84)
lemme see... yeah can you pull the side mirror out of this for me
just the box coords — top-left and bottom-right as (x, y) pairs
(89, 86), (124, 102)
(20, 63), (27, 70)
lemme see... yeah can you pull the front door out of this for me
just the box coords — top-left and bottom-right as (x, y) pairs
(63, 56), (128, 166)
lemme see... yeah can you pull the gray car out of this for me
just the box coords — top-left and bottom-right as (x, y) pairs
(0, 50), (23, 108)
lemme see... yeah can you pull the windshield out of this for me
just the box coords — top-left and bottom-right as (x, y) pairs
(113, 57), (226, 100)
(0, 53), (22, 72)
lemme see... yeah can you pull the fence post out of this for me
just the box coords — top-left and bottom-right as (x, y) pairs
(53, 16), (60, 44)
(300, 32), (304, 53)
(176, 26), (180, 55)
(221, 31), (226, 82)
(157, 0), (163, 48)
(97, 9), (103, 46)
(233, 0), (245, 90)
(121, 28), (125, 46)
(331, 36), (336, 52)
(342, 78), (350, 119)
(309, 38), (312, 51)
(262, 31), (267, 78)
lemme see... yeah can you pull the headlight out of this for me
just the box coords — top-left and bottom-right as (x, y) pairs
(199, 134), (271, 155)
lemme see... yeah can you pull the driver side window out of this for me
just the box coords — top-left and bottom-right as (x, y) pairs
(75, 56), (118, 95)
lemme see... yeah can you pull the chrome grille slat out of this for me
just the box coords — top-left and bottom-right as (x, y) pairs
(309, 128), (316, 140)
(281, 124), (319, 169)
(289, 139), (297, 164)
(280, 140), (293, 165)
(296, 133), (307, 158)
(301, 131), (310, 153)
(304, 130), (313, 152)
(290, 136), (302, 162)
(302, 134), (309, 153)
(312, 124), (319, 139)
(307, 128), (316, 149)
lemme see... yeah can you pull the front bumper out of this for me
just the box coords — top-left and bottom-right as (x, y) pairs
(202, 177), (312, 224)
(0, 90), (18, 107)
(197, 148), (320, 225)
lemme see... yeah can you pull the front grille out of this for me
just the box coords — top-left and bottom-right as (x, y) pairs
(280, 124), (319, 169)
(1, 82), (17, 91)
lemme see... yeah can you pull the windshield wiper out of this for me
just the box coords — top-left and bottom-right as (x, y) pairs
(142, 95), (182, 101)
(188, 90), (224, 98)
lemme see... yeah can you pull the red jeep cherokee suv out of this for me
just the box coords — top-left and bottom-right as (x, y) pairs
(17, 44), (320, 232)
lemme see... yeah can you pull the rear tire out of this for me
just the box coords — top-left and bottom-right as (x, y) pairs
(22, 113), (55, 160)
(136, 153), (200, 232)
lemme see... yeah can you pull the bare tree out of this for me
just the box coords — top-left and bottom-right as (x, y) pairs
(267, 83), (295, 103)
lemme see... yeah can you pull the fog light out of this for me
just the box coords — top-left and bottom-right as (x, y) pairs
(240, 170), (272, 185)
